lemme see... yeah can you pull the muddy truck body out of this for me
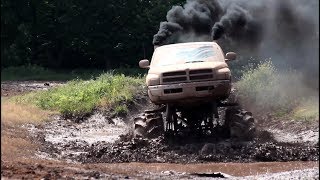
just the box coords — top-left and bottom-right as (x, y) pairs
(135, 42), (255, 139)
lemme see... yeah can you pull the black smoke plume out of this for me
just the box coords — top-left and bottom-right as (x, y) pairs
(153, 0), (263, 49)
(153, 0), (319, 89)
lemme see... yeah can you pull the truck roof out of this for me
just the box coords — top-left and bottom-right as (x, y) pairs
(155, 41), (220, 50)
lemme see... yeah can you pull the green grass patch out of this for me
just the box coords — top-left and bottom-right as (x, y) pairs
(12, 73), (144, 116)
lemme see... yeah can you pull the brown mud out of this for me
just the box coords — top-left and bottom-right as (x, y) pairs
(1, 81), (65, 97)
(29, 110), (318, 164)
(1, 81), (319, 179)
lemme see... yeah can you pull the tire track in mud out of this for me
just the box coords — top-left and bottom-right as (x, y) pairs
(27, 109), (319, 164)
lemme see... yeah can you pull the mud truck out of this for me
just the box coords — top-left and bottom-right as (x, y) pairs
(134, 42), (255, 140)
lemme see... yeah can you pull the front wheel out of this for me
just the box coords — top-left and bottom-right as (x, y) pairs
(225, 107), (256, 140)
(133, 110), (163, 138)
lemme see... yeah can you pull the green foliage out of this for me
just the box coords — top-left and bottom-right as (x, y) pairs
(1, 0), (185, 69)
(237, 61), (295, 111)
(236, 61), (319, 120)
(228, 57), (262, 81)
(13, 73), (144, 116)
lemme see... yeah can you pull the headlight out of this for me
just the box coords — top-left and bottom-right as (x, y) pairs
(146, 74), (160, 86)
(215, 68), (231, 80)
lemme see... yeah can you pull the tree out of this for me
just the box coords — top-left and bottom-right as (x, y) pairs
(1, 0), (185, 69)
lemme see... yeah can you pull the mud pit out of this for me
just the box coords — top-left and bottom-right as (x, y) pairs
(27, 108), (318, 165)
(24, 109), (319, 178)
(2, 81), (319, 179)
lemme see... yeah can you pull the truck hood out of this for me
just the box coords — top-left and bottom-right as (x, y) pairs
(148, 61), (228, 74)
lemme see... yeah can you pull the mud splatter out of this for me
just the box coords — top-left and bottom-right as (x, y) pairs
(27, 110), (318, 164)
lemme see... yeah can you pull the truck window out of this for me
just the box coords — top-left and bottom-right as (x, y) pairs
(151, 44), (224, 67)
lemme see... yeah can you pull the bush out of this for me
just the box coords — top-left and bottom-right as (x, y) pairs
(236, 60), (317, 115)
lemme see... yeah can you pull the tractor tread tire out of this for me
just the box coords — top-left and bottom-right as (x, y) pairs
(133, 110), (163, 138)
(225, 107), (256, 140)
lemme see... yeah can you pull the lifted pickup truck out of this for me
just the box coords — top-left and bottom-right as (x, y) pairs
(134, 42), (255, 140)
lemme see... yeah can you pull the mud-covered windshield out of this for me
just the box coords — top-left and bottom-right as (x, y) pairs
(151, 44), (224, 67)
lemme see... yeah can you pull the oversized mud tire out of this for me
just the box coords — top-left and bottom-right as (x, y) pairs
(225, 107), (256, 140)
(133, 110), (164, 138)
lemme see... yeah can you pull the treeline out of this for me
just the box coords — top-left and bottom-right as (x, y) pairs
(1, 0), (184, 69)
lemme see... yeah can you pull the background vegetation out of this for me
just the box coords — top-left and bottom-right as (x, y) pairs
(1, 64), (146, 81)
(236, 61), (319, 120)
(1, 0), (184, 69)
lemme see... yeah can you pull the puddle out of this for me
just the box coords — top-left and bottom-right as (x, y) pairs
(269, 128), (319, 145)
(43, 113), (128, 145)
(26, 112), (129, 160)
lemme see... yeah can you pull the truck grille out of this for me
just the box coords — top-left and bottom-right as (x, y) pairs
(161, 69), (213, 84)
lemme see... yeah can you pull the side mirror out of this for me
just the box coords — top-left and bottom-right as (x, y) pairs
(139, 59), (150, 69)
(225, 52), (237, 61)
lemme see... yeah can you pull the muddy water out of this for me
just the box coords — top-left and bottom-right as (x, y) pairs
(43, 114), (128, 145)
(19, 115), (320, 179)
(88, 161), (318, 177)
(27, 111), (319, 165)
(27, 113), (131, 161)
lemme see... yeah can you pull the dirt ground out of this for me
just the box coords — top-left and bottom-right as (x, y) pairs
(1, 81), (319, 179)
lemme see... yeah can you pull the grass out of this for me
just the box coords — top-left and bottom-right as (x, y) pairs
(114, 104), (129, 115)
(1, 100), (54, 126)
(12, 72), (144, 117)
(236, 60), (319, 121)
(292, 98), (319, 121)
(1, 65), (146, 81)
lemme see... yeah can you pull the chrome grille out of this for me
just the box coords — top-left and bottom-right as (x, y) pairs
(161, 69), (214, 84)
(189, 69), (212, 74)
(163, 71), (186, 76)
(163, 76), (187, 83)
(189, 69), (213, 82)
(162, 71), (187, 84)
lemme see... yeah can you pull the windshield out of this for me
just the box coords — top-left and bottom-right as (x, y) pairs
(151, 44), (224, 67)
